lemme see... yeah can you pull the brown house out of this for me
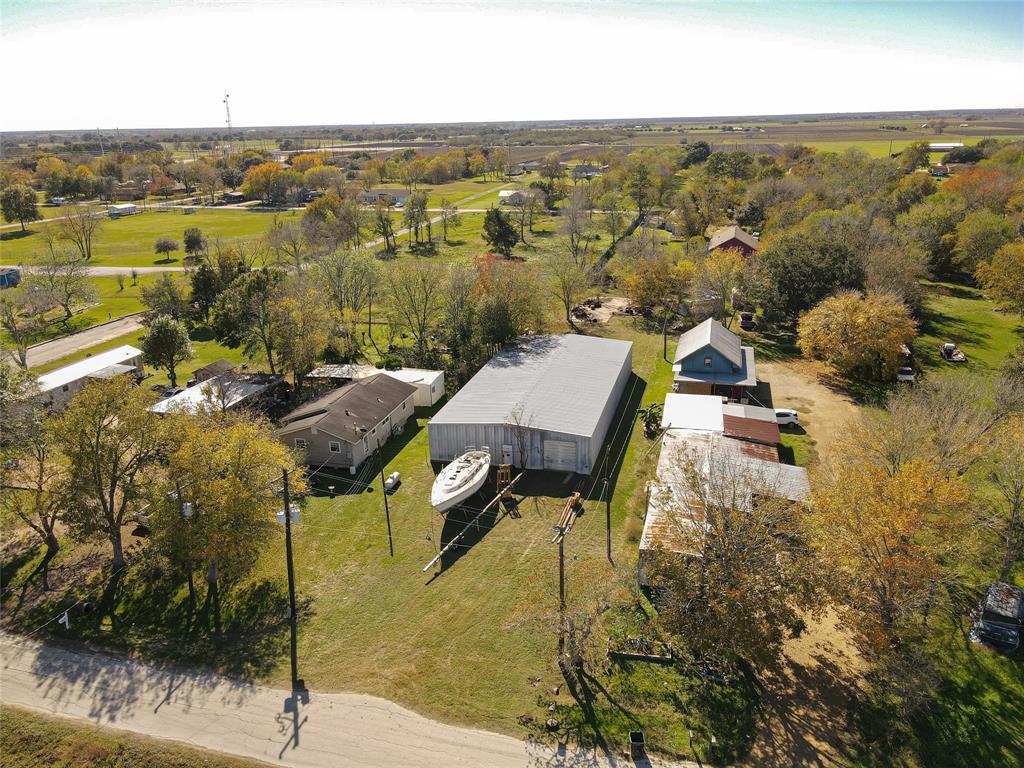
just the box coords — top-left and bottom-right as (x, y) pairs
(275, 374), (416, 473)
(708, 225), (759, 256)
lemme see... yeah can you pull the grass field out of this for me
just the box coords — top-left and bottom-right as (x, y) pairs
(916, 281), (1023, 372)
(0, 706), (270, 768)
(1, 273), (179, 348)
(0, 209), (285, 268)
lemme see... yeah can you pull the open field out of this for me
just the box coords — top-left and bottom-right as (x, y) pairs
(0, 705), (270, 768)
(916, 281), (1023, 372)
(0, 209), (283, 268)
(1, 273), (177, 348)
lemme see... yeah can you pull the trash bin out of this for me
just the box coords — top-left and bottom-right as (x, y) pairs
(629, 731), (646, 759)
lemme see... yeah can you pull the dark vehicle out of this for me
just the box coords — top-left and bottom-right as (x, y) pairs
(739, 310), (757, 331)
(971, 581), (1023, 653)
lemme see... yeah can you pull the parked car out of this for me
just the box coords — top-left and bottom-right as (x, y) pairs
(971, 582), (1023, 653)
(775, 408), (799, 427)
(896, 366), (916, 384)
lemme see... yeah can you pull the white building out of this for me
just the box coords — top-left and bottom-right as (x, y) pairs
(307, 364), (445, 407)
(37, 345), (143, 409)
(428, 334), (633, 474)
(108, 203), (139, 218)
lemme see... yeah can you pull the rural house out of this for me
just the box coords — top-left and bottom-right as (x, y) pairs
(498, 189), (529, 206)
(150, 373), (284, 416)
(275, 374), (416, 473)
(308, 364), (445, 407)
(190, 358), (236, 385)
(672, 318), (757, 401)
(37, 345), (144, 410)
(640, 392), (808, 587)
(428, 334), (632, 474)
(571, 163), (602, 181)
(707, 224), (759, 256)
(358, 189), (410, 207)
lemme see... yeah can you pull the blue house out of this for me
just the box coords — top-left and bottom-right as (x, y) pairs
(672, 318), (757, 402)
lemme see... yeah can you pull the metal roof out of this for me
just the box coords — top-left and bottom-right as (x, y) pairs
(150, 373), (282, 415)
(673, 318), (743, 368)
(673, 346), (757, 387)
(661, 393), (723, 432)
(708, 225), (759, 252)
(723, 414), (781, 445)
(429, 334), (632, 438)
(37, 345), (142, 393)
(722, 402), (777, 422)
(276, 374), (416, 444)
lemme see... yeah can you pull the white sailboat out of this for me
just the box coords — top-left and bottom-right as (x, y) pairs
(431, 447), (491, 512)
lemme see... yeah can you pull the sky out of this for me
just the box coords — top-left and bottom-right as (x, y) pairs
(1, 0), (1021, 131)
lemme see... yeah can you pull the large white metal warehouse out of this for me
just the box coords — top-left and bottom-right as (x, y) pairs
(428, 334), (633, 474)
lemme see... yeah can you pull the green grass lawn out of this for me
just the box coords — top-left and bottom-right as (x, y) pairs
(916, 281), (1023, 373)
(2, 273), (178, 347)
(1, 208), (285, 268)
(0, 706), (270, 768)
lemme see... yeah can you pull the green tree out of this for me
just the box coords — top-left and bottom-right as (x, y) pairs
(152, 412), (303, 634)
(154, 236), (180, 262)
(183, 227), (207, 264)
(899, 141), (931, 172)
(976, 242), (1024, 317)
(953, 209), (1014, 272)
(141, 315), (194, 387)
(0, 184), (40, 231)
(51, 376), (165, 571)
(140, 273), (190, 321)
(212, 268), (286, 373)
(482, 208), (518, 257)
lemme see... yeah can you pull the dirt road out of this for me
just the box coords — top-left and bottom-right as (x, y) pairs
(24, 314), (145, 368)
(758, 360), (862, 464)
(0, 634), (694, 768)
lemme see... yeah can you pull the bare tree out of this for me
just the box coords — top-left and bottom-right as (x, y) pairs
(0, 287), (50, 367)
(60, 203), (103, 261)
(383, 260), (445, 361)
(561, 186), (597, 263)
(24, 251), (97, 320)
(266, 217), (307, 269)
(439, 198), (462, 243)
(544, 245), (597, 326)
(506, 402), (534, 469)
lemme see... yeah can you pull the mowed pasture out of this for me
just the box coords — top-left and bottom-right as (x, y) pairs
(0, 209), (283, 268)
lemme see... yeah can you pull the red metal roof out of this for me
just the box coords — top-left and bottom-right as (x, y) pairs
(723, 414), (781, 445)
(735, 439), (780, 463)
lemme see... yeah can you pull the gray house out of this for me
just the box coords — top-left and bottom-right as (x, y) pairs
(358, 189), (410, 207)
(275, 374), (416, 473)
(428, 334), (632, 474)
(672, 318), (757, 401)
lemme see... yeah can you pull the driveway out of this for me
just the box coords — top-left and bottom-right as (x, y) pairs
(24, 314), (145, 368)
(757, 360), (862, 464)
(0, 633), (696, 768)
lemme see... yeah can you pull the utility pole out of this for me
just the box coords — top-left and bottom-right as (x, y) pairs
(281, 469), (302, 691)
(378, 448), (394, 557)
(223, 92), (233, 159)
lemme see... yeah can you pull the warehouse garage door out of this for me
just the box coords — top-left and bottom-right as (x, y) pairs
(543, 440), (577, 472)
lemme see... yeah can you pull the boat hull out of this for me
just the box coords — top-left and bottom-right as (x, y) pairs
(431, 454), (490, 512)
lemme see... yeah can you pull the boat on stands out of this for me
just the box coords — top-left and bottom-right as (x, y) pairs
(431, 448), (491, 512)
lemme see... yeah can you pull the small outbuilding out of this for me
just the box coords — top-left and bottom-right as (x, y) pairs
(108, 203), (139, 218)
(428, 334), (633, 474)
(308, 364), (445, 407)
(150, 372), (283, 416)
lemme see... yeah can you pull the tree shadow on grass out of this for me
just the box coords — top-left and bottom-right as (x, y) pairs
(0, 229), (34, 241)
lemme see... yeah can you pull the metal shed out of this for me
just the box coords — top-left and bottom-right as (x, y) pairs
(428, 335), (632, 475)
